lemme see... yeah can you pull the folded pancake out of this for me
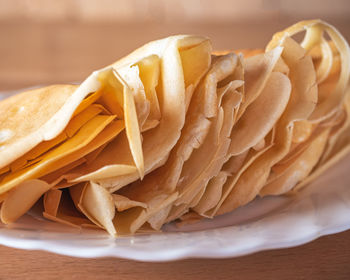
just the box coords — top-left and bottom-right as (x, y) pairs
(0, 35), (213, 233)
(0, 19), (349, 236)
(116, 53), (243, 232)
(213, 19), (350, 216)
(67, 36), (212, 189)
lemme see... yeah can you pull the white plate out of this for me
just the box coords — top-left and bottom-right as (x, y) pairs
(1, 91), (350, 261)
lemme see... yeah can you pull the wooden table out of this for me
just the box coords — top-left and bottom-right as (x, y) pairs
(1, 17), (350, 279)
(1, 230), (349, 279)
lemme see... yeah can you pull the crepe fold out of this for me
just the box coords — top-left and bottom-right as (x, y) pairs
(0, 20), (349, 236)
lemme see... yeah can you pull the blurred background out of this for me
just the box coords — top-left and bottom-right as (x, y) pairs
(0, 0), (349, 91)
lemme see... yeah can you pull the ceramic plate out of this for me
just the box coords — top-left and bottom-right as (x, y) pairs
(0, 90), (350, 261)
